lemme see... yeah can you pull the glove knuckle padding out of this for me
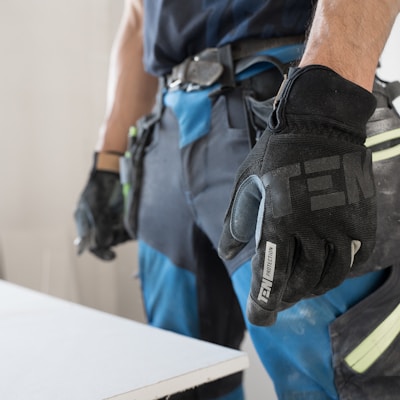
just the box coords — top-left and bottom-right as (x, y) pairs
(219, 65), (377, 326)
(230, 175), (265, 243)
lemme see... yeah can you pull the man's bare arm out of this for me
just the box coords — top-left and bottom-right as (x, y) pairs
(299, 0), (400, 91)
(96, 0), (158, 160)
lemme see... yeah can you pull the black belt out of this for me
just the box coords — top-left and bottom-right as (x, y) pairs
(166, 35), (304, 90)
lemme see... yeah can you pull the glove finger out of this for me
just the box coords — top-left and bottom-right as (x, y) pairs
(73, 206), (94, 255)
(312, 238), (355, 296)
(218, 175), (265, 260)
(74, 236), (90, 256)
(246, 297), (278, 326)
(282, 236), (327, 304)
(90, 247), (116, 261)
(111, 226), (131, 246)
(93, 213), (110, 244)
(246, 237), (294, 326)
(351, 236), (376, 271)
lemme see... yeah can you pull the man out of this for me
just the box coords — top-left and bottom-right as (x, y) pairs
(75, 1), (400, 399)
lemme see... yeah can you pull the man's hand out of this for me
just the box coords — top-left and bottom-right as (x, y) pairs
(218, 65), (377, 326)
(74, 153), (131, 261)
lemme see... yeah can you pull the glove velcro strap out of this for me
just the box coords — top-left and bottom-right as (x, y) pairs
(95, 152), (122, 173)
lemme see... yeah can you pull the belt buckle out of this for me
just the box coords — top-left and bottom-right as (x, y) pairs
(168, 55), (224, 91)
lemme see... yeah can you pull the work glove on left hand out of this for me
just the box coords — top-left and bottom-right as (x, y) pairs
(218, 65), (377, 326)
(74, 153), (131, 261)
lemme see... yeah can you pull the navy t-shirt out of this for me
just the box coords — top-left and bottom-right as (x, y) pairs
(143, 0), (314, 76)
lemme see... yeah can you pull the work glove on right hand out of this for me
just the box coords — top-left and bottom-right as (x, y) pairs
(218, 65), (377, 326)
(74, 153), (131, 261)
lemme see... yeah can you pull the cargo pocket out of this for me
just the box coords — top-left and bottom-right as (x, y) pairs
(359, 77), (400, 273)
(363, 128), (400, 271)
(330, 265), (400, 400)
(119, 113), (159, 239)
(243, 95), (274, 146)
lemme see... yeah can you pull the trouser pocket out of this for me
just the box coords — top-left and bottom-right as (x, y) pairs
(330, 265), (400, 400)
(240, 67), (284, 147)
(357, 78), (400, 272)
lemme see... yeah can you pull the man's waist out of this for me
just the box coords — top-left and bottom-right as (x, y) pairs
(165, 36), (305, 91)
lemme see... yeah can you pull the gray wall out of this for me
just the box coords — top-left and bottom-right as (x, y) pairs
(0, 1), (399, 399)
(0, 0), (144, 318)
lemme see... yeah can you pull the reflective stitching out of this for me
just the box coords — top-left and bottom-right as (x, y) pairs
(344, 303), (400, 373)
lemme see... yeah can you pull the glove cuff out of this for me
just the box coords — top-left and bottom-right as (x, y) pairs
(270, 65), (377, 142)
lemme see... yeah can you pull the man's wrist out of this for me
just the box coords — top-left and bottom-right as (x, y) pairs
(298, 0), (400, 92)
(95, 151), (122, 173)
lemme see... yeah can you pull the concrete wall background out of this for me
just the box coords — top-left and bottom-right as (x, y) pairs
(0, 2), (399, 398)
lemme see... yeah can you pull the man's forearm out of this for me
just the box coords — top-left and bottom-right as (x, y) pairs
(96, 0), (158, 155)
(299, 0), (400, 91)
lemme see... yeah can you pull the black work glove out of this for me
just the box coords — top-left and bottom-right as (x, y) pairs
(218, 65), (377, 326)
(74, 153), (131, 261)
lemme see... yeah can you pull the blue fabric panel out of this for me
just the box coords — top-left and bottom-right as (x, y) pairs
(164, 86), (215, 148)
(236, 44), (304, 81)
(138, 240), (200, 338)
(214, 385), (244, 400)
(231, 261), (386, 400)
